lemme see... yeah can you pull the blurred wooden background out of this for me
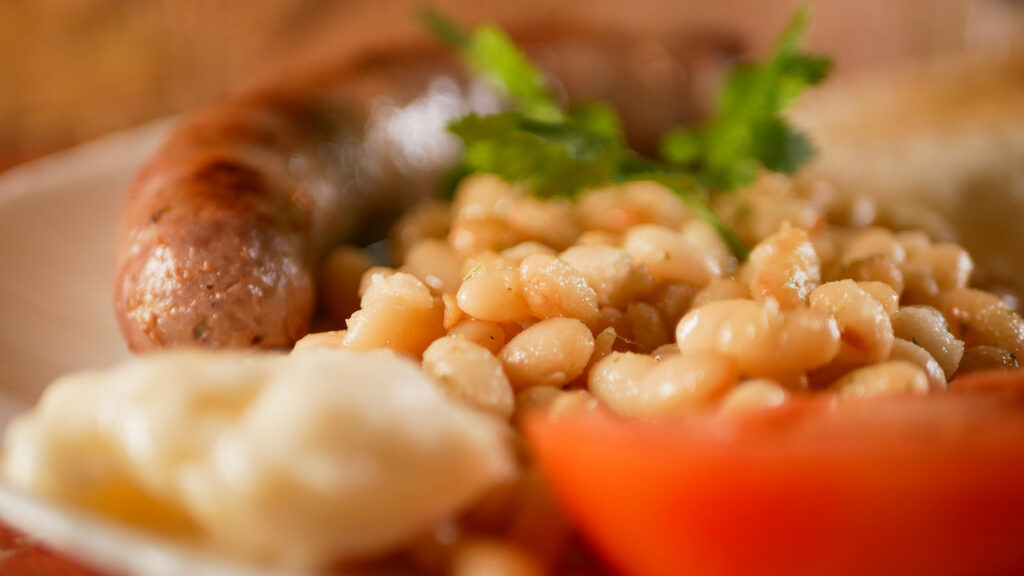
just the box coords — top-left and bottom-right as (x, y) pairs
(0, 0), (1021, 170)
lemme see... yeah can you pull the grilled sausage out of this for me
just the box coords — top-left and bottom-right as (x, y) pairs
(114, 23), (741, 351)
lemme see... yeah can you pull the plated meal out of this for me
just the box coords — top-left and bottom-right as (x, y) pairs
(2, 8), (1024, 576)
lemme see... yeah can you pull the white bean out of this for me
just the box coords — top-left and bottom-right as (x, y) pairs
(888, 338), (947, 391)
(519, 254), (600, 325)
(343, 272), (445, 357)
(943, 288), (1024, 357)
(588, 352), (658, 415)
(624, 224), (722, 286)
(457, 263), (533, 323)
(403, 239), (462, 294)
(834, 361), (929, 398)
(676, 298), (840, 381)
(719, 379), (789, 415)
(741, 222), (820, 309)
(809, 280), (894, 365)
(500, 318), (595, 390)
(559, 245), (654, 308)
(423, 337), (515, 418)
(891, 305), (964, 379)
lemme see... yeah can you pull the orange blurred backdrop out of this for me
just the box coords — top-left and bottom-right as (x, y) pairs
(0, 0), (1021, 170)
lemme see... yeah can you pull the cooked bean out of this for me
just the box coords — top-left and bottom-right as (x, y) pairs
(547, 390), (601, 418)
(559, 245), (654, 308)
(714, 184), (822, 245)
(679, 219), (737, 279)
(448, 215), (517, 259)
(812, 227), (847, 279)
(626, 353), (738, 417)
(343, 272), (445, 357)
(423, 337), (514, 418)
(586, 352), (739, 418)
(624, 224), (723, 286)
(809, 280), (894, 365)
(943, 288), (1024, 357)
(835, 255), (905, 295)
(891, 305), (964, 379)
(856, 281), (900, 317)
(741, 222), (820, 309)
(833, 361), (929, 398)
(651, 343), (680, 360)
(457, 263), (533, 323)
(358, 266), (396, 299)
(625, 302), (670, 352)
(448, 318), (507, 355)
(519, 254), (600, 325)
(459, 251), (509, 280)
(404, 239), (462, 294)
(691, 278), (750, 309)
(588, 352), (658, 415)
(293, 330), (347, 351)
(452, 174), (513, 222)
(499, 321), (527, 342)
(840, 227), (906, 266)
(647, 283), (697, 327)
(577, 182), (691, 233)
(902, 244), (973, 305)
(954, 345), (1020, 377)
(504, 195), (580, 250)
(501, 241), (556, 264)
(575, 230), (621, 247)
(442, 293), (466, 330)
(593, 306), (629, 338)
(318, 246), (372, 325)
(514, 386), (565, 417)
(500, 318), (595, 390)
(801, 178), (876, 228)
(923, 243), (973, 293)
(586, 327), (620, 374)
(676, 299), (840, 381)
(719, 379), (789, 414)
(888, 338), (946, 390)
(901, 264), (941, 306)
(389, 201), (451, 263)
(450, 539), (544, 576)
(895, 230), (931, 258)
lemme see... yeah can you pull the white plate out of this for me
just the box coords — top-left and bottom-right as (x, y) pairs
(0, 56), (1021, 575)
(0, 121), (170, 409)
(0, 122), (312, 576)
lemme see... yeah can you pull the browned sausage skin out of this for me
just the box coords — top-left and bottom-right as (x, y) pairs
(114, 24), (741, 351)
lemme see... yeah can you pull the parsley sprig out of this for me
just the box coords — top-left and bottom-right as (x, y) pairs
(422, 8), (830, 260)
(660, 8), (831, 190)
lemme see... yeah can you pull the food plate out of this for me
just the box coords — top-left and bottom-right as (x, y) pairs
(0, 121), (281, 576)
(1, 30), (1023, 575)
(0, 121), (170, 408)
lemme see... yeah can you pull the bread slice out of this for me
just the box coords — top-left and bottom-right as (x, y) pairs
(793, 53), (1024, 296)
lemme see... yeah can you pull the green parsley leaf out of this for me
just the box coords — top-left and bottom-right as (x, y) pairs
(448, 106), (625, 197)
(423, 7), (828, 261)
(419, 7), (472, 50)
(466, 26), (564, 121)
(660, 6), (831, 190)
(422, 9), (563, 121)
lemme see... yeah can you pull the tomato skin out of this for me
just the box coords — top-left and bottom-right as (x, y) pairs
(526, 382), (1024, 576)
(952, 369), (1024, 396)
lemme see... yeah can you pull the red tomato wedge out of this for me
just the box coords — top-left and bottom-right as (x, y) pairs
(526, 372), (1024, 576)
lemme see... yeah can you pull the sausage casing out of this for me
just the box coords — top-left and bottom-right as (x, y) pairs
(114, 24), (741, 351)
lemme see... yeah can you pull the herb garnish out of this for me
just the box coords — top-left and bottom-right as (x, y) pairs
(660, 8), (831, 191)
(422, 7), (830, 260)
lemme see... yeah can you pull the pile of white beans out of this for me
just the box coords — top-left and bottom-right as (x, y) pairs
(306, 173), (1024, 424)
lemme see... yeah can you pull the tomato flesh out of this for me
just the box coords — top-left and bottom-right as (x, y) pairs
(527, 380), (1024, 576)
